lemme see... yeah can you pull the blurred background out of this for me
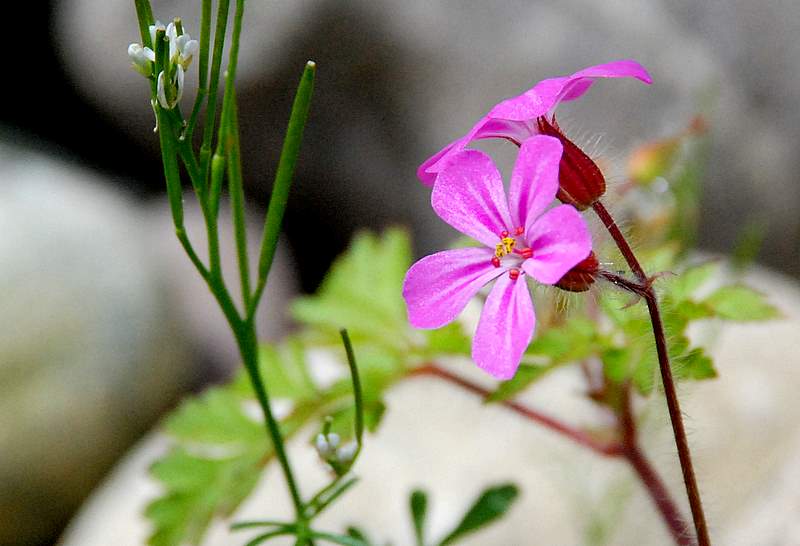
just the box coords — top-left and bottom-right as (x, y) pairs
(2, 0), (799, 544)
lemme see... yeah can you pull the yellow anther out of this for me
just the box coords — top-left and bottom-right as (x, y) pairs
(495, 237), (515, 257)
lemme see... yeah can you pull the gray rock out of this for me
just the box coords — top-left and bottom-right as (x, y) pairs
(54, 0), (800, 274)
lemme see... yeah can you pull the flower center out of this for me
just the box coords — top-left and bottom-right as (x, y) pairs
(491, 227), (532, 278)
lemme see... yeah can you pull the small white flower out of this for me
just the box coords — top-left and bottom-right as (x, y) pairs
(133, 17), (196, 106)
(128, 43), (155, 76)
(176, 34), (199, 69)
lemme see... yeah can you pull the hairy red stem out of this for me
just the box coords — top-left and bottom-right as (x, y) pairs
(592, 200), (710, 546)
(410, 364), (622, 456)
(620, 386), (695, 545)
(410, 364), (692, 544)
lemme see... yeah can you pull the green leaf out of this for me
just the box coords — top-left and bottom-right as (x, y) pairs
(346, 527), (374, 545)
(639, 243), (680, 273)
(425, 322), (471, 356)
(292, 229), (412, 351)
(674, 348), (717, 381)
(731, 220), (767, 271)
(256, 61), (316, 291)
(437, 484), (519, 546)
(165, 389), (263, 445)
(602, 345), (657, 396)
(667, 261), (719, 302)
(704, 285), (779, 321)
(668, 299), (713, 322)
(147, 375), (321, 546)
(147, 447), (264, 546)
(255, 339), (317, 400)
(410, 489), (428, 546)
(525, 317), (597, 364)
(487, 364), (553, 402)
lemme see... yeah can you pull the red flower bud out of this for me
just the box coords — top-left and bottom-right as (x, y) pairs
(555, 251), (599, 292)
(537, 116), (606, 210)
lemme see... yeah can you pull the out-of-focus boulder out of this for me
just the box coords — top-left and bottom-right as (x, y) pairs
(0, 143), (190, 544)
(0, 142), (294, 544)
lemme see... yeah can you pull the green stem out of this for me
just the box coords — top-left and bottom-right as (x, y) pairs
(199, 0), (232, 184)
(223, 88), (252, 309)
(340, 329), (364, 446)
(133, 0), (154, 47)
(184, 0), (213, 142)
(235, 321), (306, 522)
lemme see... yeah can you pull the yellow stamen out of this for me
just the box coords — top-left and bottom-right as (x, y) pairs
(495, 237), (515, 257)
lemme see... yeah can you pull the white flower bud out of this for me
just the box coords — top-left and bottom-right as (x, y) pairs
(149, 20), (165, 47)
(128, 43), (155, 77)
(336, 442), (358, 465)
(156, 71), (168, 109)
(315, 433), (333, 458)
(326, 432), (340, 449)
(175, 64), (185, 103)
(176, 35), (199, 68)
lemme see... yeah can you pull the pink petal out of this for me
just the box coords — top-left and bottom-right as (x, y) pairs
(417, 60), (651, 185)
(472, 273), (535, 379)
(488, 59), (652, 122)
(417, 117), (535, 186)
(488, 76), (571, 122)
(432, 150), (513, 247)
(403, 247), (503, 329)
(508, 135), (562, 232)
(417, 134), (469, 186)
(522, 205), (592, 284)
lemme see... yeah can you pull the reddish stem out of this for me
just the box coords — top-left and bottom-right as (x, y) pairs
(410, 364), (693, 544)
(410, 364), (622, 457)
(620, 386), (695, 546)
(592, 200), (710, 546)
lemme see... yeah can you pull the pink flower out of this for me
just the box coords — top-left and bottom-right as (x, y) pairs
(417, 60), (652, 186)
(403, 136), (592, 379)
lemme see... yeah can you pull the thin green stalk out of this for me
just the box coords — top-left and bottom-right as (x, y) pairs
(184, 0), (213, 141)
(199, 0), (232, 183)
(176, 227), (209, 280)
(133, 0), (154, 47)
(156, 110), (185, 228)
(236, 323), (306, 523)
(340, 329), (364, 446)
(250, 61), (316, 317)
(223, 88), (252, 309)
(169, 109), (206, 198)
(206, 153), (226, 279)
(197, 0), (212, 90)
(209, 153), (226, 220)
(243, 527), (297, 546)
